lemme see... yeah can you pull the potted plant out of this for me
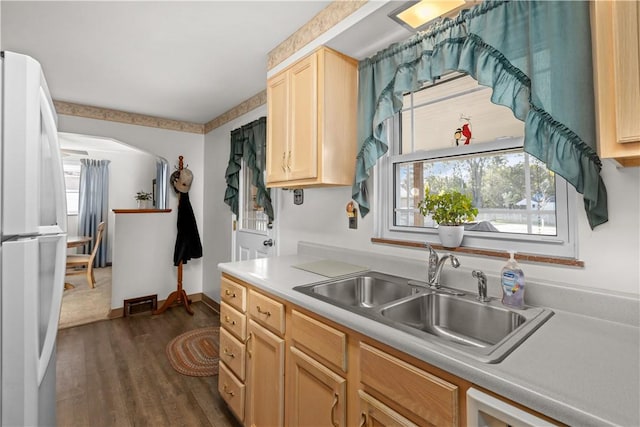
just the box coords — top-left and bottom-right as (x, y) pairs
(135, 190), (153, 209)
(418, 188), (478, 248)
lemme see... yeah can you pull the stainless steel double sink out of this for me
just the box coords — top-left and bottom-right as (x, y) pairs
(294, 271), (553, 363)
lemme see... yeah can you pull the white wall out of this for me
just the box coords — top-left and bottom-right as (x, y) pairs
(202, 105), (267, 301)
(112, 212), (175, 309)
(58, 115), (205, 302)
(275, 160), (640, 296)
(65, 147), (156, 263)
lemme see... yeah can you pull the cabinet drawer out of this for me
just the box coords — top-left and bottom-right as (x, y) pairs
(219, 362), (245, 422)
(220, 327), (246, 381)
(360, 343), (459, 427)
(220, 301), (246, 341)
(291, 309), (347, 373)
(248, 290), (285, 336)
(221, 276), (246, 313)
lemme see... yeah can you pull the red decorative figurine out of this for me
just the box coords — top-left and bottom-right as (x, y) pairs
(462, 123), (472, 145)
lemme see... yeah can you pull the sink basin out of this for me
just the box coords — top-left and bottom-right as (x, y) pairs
(380, 293), (526, 348)
(298, 271), (417, 308)
(294, 271), (553, 363)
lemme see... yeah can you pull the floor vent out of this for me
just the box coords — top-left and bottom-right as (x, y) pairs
(124, 294), (158, 317)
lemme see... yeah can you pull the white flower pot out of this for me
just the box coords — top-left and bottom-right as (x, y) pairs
(137, 199), (150, 209)
(437, 224), (465, 248)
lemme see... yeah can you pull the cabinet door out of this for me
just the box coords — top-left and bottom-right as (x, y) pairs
(287, 346), (346, 427)
(591, 0), (640, 165)
(358, 390), (419, 427)
(611, 1), (640, 145)
(246, 319), (285, 427)
(288, 53), (318, 181)
(267, 71), (289, 183)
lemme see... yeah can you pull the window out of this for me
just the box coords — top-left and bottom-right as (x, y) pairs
(63, 160), (81, 215)
(376, 74), (576, 257)
(241, 159), (269, 233)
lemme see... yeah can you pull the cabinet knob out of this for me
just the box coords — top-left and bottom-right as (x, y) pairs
(223, 384), (235, 397)
(263, 239), (274, 247)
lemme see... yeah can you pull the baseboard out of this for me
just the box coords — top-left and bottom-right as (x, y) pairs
(201, 293), (220, 314)
(108, 307), (124, 319)
(109, 291), (206, 319)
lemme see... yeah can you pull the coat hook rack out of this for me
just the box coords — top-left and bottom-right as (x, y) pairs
(153, 155), (194, 316)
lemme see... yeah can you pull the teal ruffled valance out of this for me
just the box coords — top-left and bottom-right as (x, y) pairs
(354, 0), (607, 228)
(224, 117), (274, 221)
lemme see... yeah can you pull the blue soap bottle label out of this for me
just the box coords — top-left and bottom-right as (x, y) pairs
(501, 251), (525, 308)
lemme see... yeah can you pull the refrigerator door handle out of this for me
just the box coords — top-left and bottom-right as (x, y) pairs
(39, 88), (67, 235)
(36, 235), (66, 385)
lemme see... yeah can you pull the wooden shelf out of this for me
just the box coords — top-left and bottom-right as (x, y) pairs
(112, 209), (172, 214)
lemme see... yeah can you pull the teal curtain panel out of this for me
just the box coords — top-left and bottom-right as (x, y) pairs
(354, 0), (607, 228)
(224, 116), (274, 221)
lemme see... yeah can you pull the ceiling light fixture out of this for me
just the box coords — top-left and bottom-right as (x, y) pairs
(388, 0), (471, 32)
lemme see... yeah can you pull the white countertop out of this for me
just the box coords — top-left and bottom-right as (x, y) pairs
(218, 254), (640, 427)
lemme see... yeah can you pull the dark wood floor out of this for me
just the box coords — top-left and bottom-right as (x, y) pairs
(56, 302), (242, 427)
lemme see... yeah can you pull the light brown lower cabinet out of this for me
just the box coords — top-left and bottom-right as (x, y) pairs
(219, 273), (561, 427)
(246, 319), (285, 427)
(286, 346), (346, 427)
(358, 390), (419, 427)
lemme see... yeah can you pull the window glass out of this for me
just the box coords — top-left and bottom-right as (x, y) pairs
(63, 160), (81, 215)
(394, 150), (557, 235)
(241, 160), (269, 233)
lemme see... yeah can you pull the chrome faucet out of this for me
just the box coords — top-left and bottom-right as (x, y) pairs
(425, 243), (460, 288)
(472, 270), (490, 302)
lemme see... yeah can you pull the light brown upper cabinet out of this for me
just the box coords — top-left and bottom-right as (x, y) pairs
(591, 0), (640, 167)
(266, 46), (358, 187)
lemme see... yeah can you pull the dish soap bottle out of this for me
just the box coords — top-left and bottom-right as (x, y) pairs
(501, 251), (525, 308)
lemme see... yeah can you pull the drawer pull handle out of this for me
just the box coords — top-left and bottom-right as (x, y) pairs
(224, 289), (236, 298)
(224, 315), (236, 325)
(223, 348), (235, 358)
(359, 413), (366, 427)
(246, 333), (253, 358)
(287, 151), (292, 172)
(223, 384), (235, 397)
(256, 305), (271, 317)
(331, 392), (339, 427)
(282, 152), (287, 172)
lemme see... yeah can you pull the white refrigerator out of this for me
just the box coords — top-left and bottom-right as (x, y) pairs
(0, 51), (67, 426)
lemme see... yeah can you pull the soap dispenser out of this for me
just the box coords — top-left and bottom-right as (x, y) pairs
(501, 251), (525, 308)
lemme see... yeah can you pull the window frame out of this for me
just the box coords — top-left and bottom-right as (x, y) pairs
(374, 113), (579, 259)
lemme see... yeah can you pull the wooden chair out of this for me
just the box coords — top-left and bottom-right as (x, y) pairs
(66, 222), (105, 289)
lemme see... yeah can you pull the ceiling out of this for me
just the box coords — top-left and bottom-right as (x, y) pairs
(2, 1), (410, 125)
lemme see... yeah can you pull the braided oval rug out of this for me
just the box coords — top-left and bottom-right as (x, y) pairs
(166, 327), (220, 377)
